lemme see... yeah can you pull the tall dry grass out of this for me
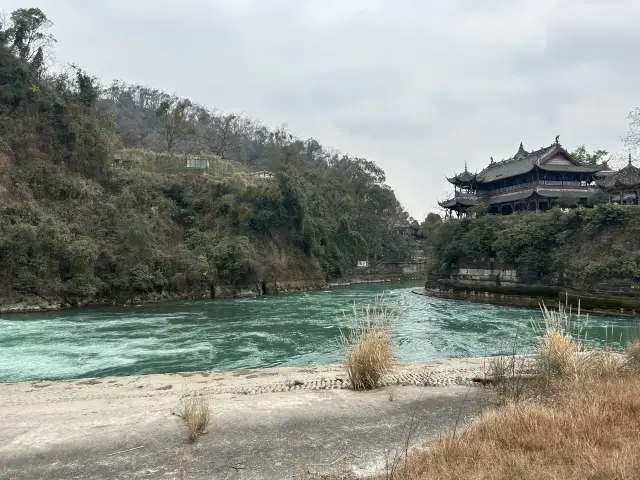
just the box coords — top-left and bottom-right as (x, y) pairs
(381, 375), (640, 480)
(340, 297), (397, 390)
(180, 394), (211, 443)
(376, 299), (640, 480)
(536, 299), (583, 377)
(627, 340), (640, 370)
(625, 325), (640, 371)
(536, 299), (632, 379)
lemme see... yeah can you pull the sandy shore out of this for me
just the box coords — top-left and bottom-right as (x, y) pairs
(0, 357), (508, 479)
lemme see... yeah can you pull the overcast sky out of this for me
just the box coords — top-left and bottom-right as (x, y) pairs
(5, 0), (639, 219)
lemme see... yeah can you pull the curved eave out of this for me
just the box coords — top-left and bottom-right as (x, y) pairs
(596, 179), (640, 190)
(446, 176), (460, 185)
(439, 198), (477, 208)
(439, 198), (459, 208)
(446, 173), (477, 185)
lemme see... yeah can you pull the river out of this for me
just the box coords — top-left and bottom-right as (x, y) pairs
(0, 281), (635, 383)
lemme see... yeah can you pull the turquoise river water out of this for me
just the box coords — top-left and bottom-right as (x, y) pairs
(0, 281), (636, 383)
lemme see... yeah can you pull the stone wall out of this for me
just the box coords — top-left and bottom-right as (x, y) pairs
(455, 268), (518, 285)
(430, 266), (562, 290)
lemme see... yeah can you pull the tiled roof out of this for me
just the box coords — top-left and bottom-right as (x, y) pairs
(596, 157), (640, 190)
(447, 141), (603, 185)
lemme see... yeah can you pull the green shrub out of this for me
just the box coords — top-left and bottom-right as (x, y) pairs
(212, 236), (258, 285)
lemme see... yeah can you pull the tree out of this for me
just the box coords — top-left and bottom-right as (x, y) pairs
(200, 111), (249, 158)
(623, 106), (640, 155)
(0, 11), (10, 45)
(155, 98), (196, 153)
(4, 8), (55, 63)
(424, 212), (443, 224)
(571, 145), (609, 165)
(468, 203), (488, 218)
(73, 66), (100, 108)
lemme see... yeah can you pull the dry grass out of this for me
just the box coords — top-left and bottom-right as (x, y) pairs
(486, 354), (533, 402)
(382, 375), (640, 480)
(180, 394), (211, 443)
(374, 300), (640, 480)
(535, 300), (583, 378)
(625, 325), (640, 371)
(627, 340), (640, 371)
(578, 348), (629, 378)
(340, 297), (396, 390)
(535, 300), (630, 379)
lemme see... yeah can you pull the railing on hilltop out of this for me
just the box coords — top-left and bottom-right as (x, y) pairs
(454, 180), (597, 198)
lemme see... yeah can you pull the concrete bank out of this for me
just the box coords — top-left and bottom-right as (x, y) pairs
(414, 286), (640, 319)
(0, 276), (426, 314)
(1, 358), (496, 480)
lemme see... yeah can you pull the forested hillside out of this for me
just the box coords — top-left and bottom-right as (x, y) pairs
(421, 204), (640, 290)
(0, 8), (415, 307)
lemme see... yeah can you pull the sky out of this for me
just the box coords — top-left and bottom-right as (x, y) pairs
(4, 0), (639, 220)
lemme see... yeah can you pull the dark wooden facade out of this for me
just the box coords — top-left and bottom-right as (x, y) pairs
(440, 139), (604, 217)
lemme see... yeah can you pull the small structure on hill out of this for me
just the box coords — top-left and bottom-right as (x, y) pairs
(247, 170), (275, 180)
(595, 154), (640, 205)
(439, 137), (604, 217)
(186, 156), (212, 169)
(111, 150), (242, 175)
(112, 151), (141, 169)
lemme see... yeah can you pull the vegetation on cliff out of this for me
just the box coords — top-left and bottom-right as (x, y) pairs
(421, 204), (640, 288)
(0, 8), (415, 304)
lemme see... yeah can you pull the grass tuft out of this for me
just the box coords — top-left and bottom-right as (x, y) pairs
(535, 299), (583, 378)
(340, 296), (396, 390)
(180, 394), (211, 443)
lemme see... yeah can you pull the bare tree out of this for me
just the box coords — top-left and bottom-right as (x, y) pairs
(623, 106), (640, 155)
(155, 98), (197, 153)
(0, 11), (8, 36)
(200, 111), (250, 159)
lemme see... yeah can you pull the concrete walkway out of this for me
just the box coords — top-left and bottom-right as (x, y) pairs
(0, 359), (494, 480)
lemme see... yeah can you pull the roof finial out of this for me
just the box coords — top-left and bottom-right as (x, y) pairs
(464, 161), (468, 172)
(490, 156), (494, 163)
(629, 152), (633, 166)
(555, 135), (560, 145)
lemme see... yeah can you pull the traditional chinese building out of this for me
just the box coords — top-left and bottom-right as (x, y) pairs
(439, 137), (604, 216)
(595, 154), (640, 205)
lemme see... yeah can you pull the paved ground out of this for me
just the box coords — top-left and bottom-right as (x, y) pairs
(0, 360), (496, 480)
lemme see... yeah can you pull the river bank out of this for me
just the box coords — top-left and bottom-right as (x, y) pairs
(0, 358), (493, 479)
(0, 274), (426, 315)
(414, 285), (640, 319)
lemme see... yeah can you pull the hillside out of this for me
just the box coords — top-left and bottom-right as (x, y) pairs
(421, 204), (640, 291)
(0, 8), (415, 308)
